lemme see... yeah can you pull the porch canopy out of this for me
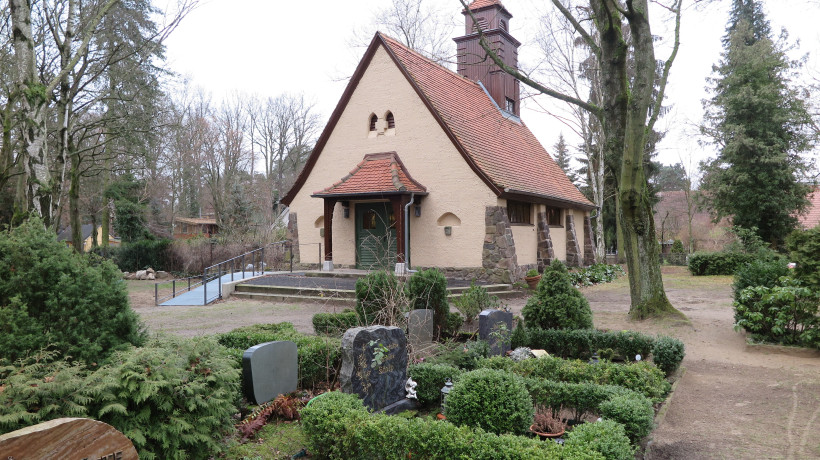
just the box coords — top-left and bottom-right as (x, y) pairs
(311, 152), (427, 266)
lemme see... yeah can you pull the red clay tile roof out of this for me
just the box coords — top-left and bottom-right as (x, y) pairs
(313, 152), (426, 197)
(380, 34), (593, 208)
(798, 185), (820, 229)
(467, 0), (504, 10)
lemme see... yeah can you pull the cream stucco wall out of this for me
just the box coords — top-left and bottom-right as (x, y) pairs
(550, 205), (568, 261)
(289, 44), (497, 268)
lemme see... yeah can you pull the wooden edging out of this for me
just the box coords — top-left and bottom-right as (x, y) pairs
(643, 366), (687, 457)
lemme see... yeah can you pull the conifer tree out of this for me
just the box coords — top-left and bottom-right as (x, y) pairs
(553, 133), (579, 185)
(701, 0), (813, 247)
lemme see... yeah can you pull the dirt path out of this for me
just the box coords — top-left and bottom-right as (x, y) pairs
(128, 268), (820, 458)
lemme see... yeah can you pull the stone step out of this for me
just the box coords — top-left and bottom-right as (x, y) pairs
(449, 290), (520, 300)
(231, 291), (356, 305)
(447, 284), (513, 294)
(234, 284), (356, 298)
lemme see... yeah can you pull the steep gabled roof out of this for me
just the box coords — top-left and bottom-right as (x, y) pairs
(312, 152), (426, 198)
(283, 33), (593, 210)
(798, 185), (820, 229)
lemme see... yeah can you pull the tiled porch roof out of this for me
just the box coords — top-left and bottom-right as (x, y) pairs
(312, 152), (426, 198)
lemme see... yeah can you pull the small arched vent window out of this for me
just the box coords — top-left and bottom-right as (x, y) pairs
(369, 114), (378, 131)
(472, 17), (489, 32)
(386, 112), (395, 129)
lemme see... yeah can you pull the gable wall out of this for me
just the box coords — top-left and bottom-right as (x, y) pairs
(289, 45), (497, 267)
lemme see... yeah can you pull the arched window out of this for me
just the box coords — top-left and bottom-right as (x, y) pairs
(386, 112), (395, 129)
(369, 114), (378, 131)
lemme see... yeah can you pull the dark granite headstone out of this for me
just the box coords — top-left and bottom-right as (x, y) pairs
(242, 341), (298, 405)
(340, 326), (408, 410)
(479, 309), (513, 356)
(407, 309), (434, 344)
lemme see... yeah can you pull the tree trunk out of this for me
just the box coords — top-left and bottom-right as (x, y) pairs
(69, 149), (82, 253)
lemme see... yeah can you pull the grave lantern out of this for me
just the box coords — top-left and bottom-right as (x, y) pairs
(440, 378), (453, 412)
(589, 352), (600, 365)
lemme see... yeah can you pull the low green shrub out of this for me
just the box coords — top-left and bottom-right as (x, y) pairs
(406, 269), (450, 339)
(732, 257), (789, 300)
(599, 394), (654, 443)
(300, 392), (371, 459)
(354, 270), (402, 325)
(734, 278), (820, 348)
(444, 368), (533, 435)
(670, 240), (685, 254)
(451, 281), (501, 323)
(444, 311), (464, 338)
(687, 251), (755, 276)
(407, 363), (463, 406)
(96, 336), (240, 460)
(0, 218), (145, 365)
(786, 227), (820, 290)
(522, 260), (593, 330)
(300, 391), (601, 460)
(312, 310), (359, 336)
(216, 323), (342, 389)
(651, 335), (686, 376)
(524, 328), (656, 363)
(477, 356), (670, 403)
(568, 264), (626, 287)
(510, 319), (529, 349)
(565, 420), (635, 460)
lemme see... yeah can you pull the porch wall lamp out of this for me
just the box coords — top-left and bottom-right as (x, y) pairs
(342, 201), (350, 218)
(414, 204), (421, 217)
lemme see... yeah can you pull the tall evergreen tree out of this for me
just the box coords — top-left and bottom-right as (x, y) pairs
(553, 133), (579, 185)
(701, 0), (813, 247)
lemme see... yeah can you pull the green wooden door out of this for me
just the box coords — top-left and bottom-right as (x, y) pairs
(356, 202), (397, 270)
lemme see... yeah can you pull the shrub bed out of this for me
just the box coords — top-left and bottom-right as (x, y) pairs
(734, 278), (820, 349)
(408, 363), (463, 406)
(312, 310), (360, 336)
(568, 264), (626, 287)
(216, 322), (342, 389)
(564, 420), (635, 460)
(300, 391), (608, 460)
(477, 356), (670, 403)
(522, 328), (651, 361)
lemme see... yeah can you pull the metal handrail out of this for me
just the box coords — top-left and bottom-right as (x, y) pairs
(154, 240), (293, 306)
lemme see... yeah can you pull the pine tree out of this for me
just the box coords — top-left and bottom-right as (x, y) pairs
(553, 133), (579, 185)
(701, 0), (813, 247)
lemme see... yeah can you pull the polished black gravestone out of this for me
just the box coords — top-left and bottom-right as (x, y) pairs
(242, 341), (298, 405)
(340, 326), (408, 411)
(479, 309), (513, 356)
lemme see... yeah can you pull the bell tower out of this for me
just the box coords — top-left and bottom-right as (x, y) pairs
(454, 0), (521, 117)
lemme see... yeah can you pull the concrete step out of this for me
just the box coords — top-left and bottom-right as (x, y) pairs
(447, 284), (513, 294)
(234, 284), (356, 298)
(231, 291), (356, 305)
(449, 290), (521, 300)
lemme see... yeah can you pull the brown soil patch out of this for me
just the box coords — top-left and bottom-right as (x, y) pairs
(128, 268), (820, 458)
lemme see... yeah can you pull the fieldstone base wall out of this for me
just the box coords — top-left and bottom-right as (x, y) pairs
(536, 212), (555, 271)
(287, 212), (300, 263)
(583, 216), (595, 266)
(482, 206), (522, 283)
(565, 214), (582, 267)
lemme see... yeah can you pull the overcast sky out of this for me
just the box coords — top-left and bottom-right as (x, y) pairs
(161, 0), (819, 180)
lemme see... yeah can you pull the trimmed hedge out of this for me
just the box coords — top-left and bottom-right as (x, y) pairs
(523, 328), (654, 362)
(565, 420), (636, 460)
(477, 356), (670, 403)
(312, 310), (360, 336)
(651, 336), (686, 376)
(688, 251), (755, 276)
(444, 368), (533, 435)
(216, 322), (341, 389)
(522, 260), (593, 330)
(300, 391), (606, 460)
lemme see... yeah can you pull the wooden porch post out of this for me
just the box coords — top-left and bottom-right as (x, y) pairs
(323, 199), (336, 266)
(391, 195), (409, 264)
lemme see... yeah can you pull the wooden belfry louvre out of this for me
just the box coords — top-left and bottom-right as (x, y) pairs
(311, 152), (426, 268)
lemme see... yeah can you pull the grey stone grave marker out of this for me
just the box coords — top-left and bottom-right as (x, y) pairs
(242, 341), (298, 405)
(407, 309), (434, 345)
(479, 309), (513, 356)
(340, 326), (408, 411)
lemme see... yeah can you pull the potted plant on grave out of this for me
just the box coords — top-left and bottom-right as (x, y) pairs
(529, 405), (568, 439)
(524, 269), (541, 290)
